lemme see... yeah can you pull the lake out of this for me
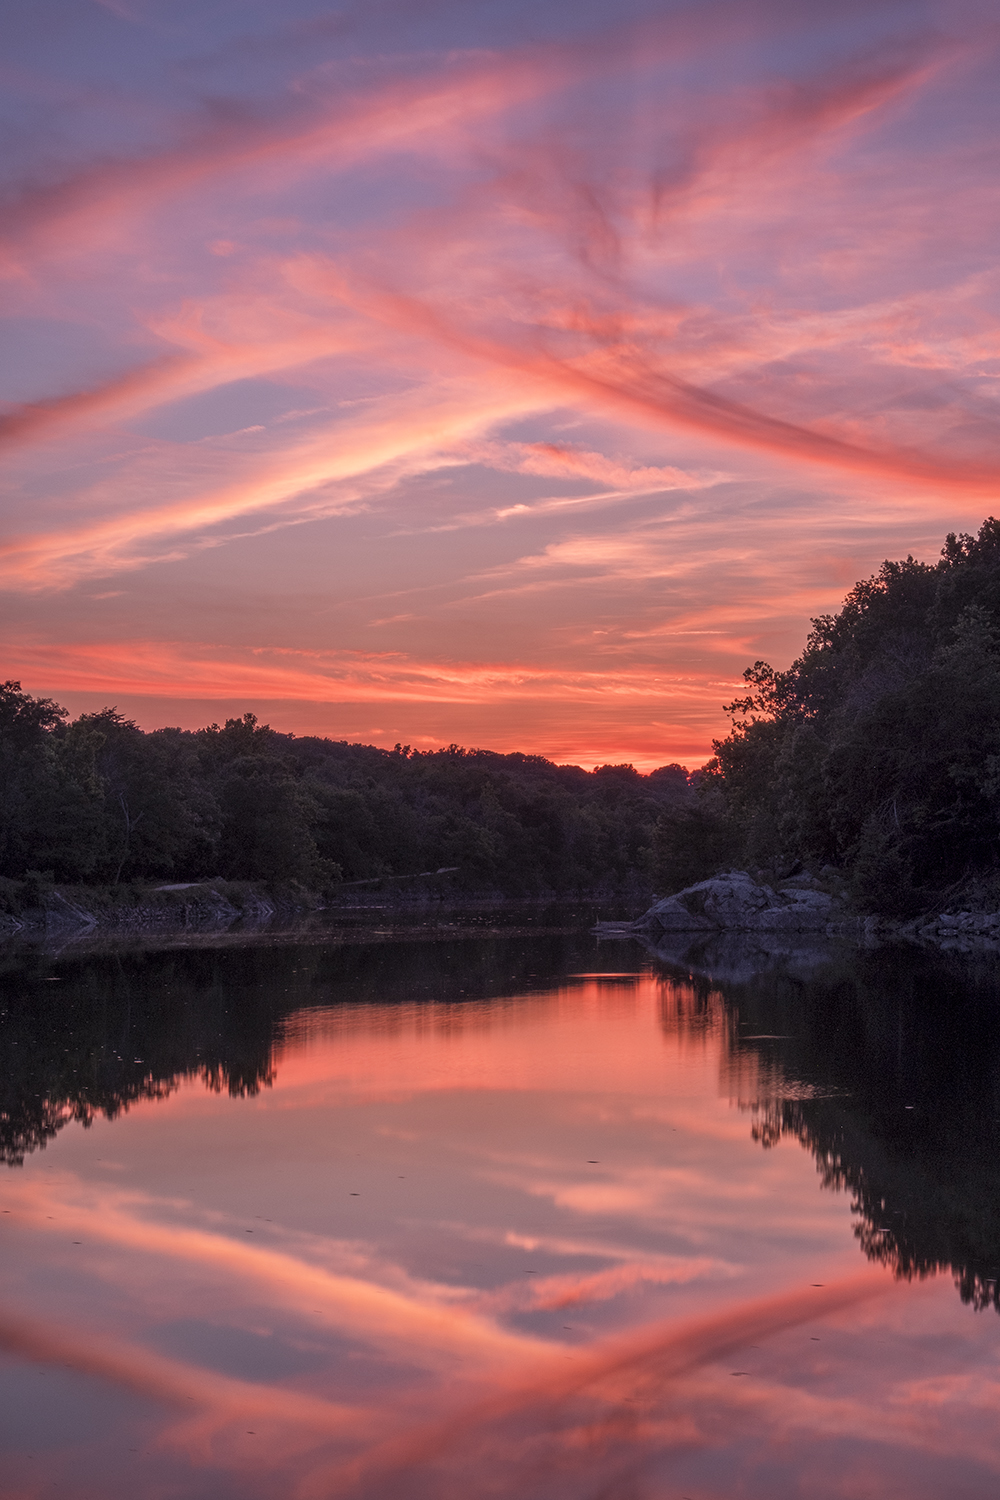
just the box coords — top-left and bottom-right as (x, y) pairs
(1, 912), (999, 1498)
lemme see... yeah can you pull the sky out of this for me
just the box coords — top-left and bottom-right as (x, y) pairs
(3, 0), (1000, 768)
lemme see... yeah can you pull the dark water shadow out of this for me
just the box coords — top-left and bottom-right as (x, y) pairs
(644, 930), (1000, 1314)
(0, 923), (612, 1164)
(4, 922), (1000, 1319)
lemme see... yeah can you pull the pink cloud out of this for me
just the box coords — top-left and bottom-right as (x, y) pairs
(300, 1271), (893, 1498)
(4, 1), (999, 763)
(1, 635), (738, 708)
(6, 1179), (549, 1373)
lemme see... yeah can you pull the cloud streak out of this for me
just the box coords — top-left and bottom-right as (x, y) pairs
(5, 0), (1000, 759)
(6, 1181), (551, 1374)
(303, 1272), (892, 1498)
(0, 1305), (365, 1455)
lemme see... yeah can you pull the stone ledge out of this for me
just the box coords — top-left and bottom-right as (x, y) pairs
(630, 870), (840, 934)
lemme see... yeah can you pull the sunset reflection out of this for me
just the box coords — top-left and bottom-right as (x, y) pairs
(1, 934), (999, 1496)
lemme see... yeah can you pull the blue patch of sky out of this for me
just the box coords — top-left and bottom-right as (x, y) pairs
(124, 376), (333, 442)
(0, 318), (154, 403)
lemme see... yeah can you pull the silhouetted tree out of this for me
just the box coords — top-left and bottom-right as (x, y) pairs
(0, 696), (696, 897)
(707, 517), (1000, 911)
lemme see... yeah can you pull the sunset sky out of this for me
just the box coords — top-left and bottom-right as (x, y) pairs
(4, 0), (999, 767)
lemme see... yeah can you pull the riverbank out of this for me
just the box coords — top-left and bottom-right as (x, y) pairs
(0, 878), (324, 939)
(8, 866), (1000, 958)
(0, 876), (642, 947)
(598, 869), (1000, 957)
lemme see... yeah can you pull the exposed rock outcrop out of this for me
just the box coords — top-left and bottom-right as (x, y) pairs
(0, 880), (311, 944)
(597, 871), (1000, 955)
(631, 870), (840, 934)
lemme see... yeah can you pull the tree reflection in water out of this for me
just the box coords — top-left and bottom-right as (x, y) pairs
(651, 935), (1000, 1315)
(4, 925), (1000, 1320)
(0, 922), (597, 1164)
(0, 945), (280, 1163)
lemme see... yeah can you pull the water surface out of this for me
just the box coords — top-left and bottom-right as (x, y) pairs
(1, 922), (999, 1497)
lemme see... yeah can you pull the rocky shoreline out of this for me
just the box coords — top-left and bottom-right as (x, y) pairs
(0, 880), (319, 940)
(6, 868), (1000, 956)
(0, 879), (635, 946)
(598, 869), (1000, 954)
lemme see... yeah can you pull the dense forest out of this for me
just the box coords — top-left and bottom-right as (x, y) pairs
(0, 685), (692, 902)
(704, 516), (1000, 915)
(8, 516), (1000, 915)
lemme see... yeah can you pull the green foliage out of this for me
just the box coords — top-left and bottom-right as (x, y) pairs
(217, 764), (325, 883)
(652, 791), (739, 895)
(708, 517), (1000, 911)
(0, 693), (698, 896)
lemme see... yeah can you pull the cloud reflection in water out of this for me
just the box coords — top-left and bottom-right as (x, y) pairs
(0, 931), (998, 1495)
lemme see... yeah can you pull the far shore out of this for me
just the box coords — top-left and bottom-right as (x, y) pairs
(0, 878), (643, 950)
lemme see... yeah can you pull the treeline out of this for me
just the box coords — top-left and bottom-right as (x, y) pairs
(0, 686), (693, 898)
(0, 929), (597, 1163)
(703, 516), (1000, 914)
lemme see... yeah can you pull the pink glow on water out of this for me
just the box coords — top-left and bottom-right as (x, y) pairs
(0, 968), (997, 1496)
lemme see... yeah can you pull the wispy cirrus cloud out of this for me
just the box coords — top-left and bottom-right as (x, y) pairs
(5, 0), (1000, 759)
(0, 635), (736, 706)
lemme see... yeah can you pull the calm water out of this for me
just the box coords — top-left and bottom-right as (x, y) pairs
(2, 918), (1000, 1498)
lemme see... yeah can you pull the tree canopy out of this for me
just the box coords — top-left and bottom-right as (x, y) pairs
(706, 517), (1000, 913)
(0, 688), (692, 899)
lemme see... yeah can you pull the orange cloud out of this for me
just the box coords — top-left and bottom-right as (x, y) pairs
(5, 1), (999, 770)
(2, 635), (740, 707)
(0, 50), (560, 270)
(0, 373), (536, 587)
(300, 1270), (892, 1497)
(308, 264), (1000, 498)
(0, 288), (369, 453)
(6, 1181), (550, 1373)
(3, 0), (784, 282)
(458, 436), (722, 492)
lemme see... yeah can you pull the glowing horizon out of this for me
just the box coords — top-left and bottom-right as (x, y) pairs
(4, 0), (999, 769)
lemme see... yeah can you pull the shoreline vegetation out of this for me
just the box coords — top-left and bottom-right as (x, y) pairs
(8, 515), (1000, 943)
(696, 517), (1000, 921)
(0, 689), (691, 936)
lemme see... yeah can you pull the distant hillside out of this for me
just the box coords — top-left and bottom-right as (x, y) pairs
(0, 687), (692, 901)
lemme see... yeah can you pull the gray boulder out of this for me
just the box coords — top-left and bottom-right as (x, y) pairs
(634, 870), (837, 934)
